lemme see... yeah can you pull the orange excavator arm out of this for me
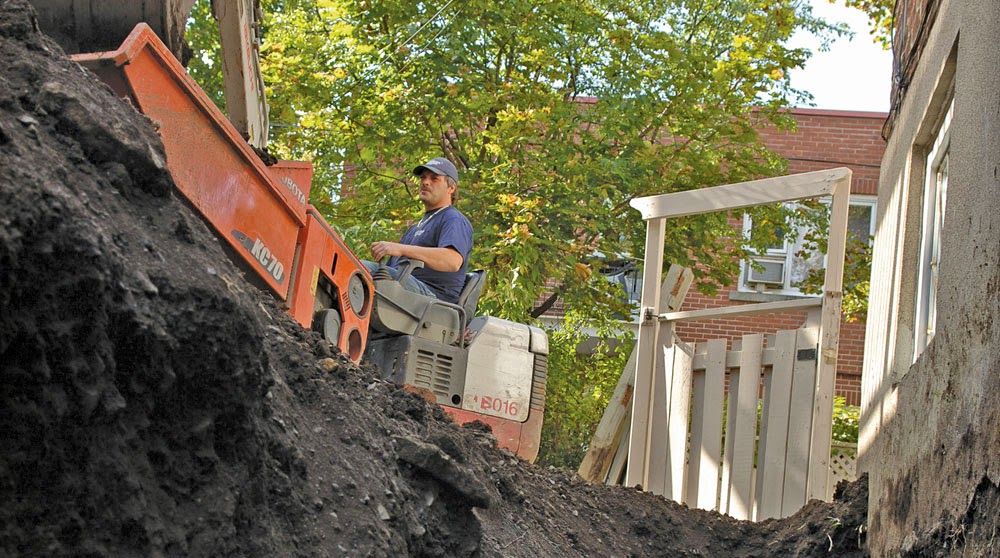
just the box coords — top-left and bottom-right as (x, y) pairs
(28, 0), (268, 148)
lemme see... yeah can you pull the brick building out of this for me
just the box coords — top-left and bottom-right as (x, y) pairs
(672, 108), (887, 406)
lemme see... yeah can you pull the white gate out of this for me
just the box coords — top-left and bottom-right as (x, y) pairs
(625, 168), (853, 520)
(664, 327), (826, 520)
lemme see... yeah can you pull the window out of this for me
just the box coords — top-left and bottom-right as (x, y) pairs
(601, 258), (643, 308)
(913, 100), (953, 358)
(740, 196), (877, 296)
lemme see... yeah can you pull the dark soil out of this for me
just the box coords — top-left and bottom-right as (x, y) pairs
(0, 1), (870, 556)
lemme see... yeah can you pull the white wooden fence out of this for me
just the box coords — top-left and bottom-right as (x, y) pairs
(662, 327), (830, 520)
(579, 317), (859, 520)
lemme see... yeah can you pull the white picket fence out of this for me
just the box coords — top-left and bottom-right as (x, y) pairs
(654, 327), (842, 521)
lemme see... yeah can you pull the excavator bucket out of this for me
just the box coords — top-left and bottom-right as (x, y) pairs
(29, 0), (196, 59)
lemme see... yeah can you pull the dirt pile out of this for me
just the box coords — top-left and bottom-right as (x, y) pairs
(0, 1), (868, 556)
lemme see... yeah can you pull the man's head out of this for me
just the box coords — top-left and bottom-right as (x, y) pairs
(413, 157), (459, 209)
(413, 157), (458, 184)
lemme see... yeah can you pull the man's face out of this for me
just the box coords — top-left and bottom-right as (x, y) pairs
(418, 170), (453, 210)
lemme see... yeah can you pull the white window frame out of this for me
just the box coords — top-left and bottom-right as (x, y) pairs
(913, 99), (953, 359)
(739, 195), (877, 296)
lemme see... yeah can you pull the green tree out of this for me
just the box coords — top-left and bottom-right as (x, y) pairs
(184, 1), (225, 110)
(537, 312), (631, 468)
(797, 228), (873, 323)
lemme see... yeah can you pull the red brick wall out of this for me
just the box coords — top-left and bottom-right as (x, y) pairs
(756, 108), (884, 196)
(674, 108), (887, 407)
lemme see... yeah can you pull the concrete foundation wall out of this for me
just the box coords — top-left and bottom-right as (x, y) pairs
(861, 0), (1000, 555)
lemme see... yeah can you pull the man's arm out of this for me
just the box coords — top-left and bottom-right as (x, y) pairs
(370, 241), (463, 272)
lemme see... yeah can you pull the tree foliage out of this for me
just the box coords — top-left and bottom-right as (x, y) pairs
(536, 312), (631, 468)
(832, 0), (894, 49)
(831, 396), (860, 444)
(798, 229), (873, 323)
(751, 197), (874, 324)
(184, 0), (225, 110)
(235, 0), (843, 321)
(186, 0), (848, 466)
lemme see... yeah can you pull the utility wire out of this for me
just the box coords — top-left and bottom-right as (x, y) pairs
(373, 0), (458, 69)
(390, 3), (463, 76)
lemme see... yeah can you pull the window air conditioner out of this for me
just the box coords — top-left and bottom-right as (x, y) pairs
(746, 258), (786, 286)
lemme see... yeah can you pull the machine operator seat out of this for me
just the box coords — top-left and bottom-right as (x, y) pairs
(369, 262), (486, 347)
(458, 269), (487, 323)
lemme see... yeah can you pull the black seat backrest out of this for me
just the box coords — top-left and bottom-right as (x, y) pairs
(457, 270), (487, 322)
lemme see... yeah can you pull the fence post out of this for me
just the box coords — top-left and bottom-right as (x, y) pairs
(807, 174), (851, 501)
(626, 217), (666, 489)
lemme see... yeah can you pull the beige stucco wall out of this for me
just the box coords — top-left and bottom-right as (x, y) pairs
(860, 0), (1000, 555)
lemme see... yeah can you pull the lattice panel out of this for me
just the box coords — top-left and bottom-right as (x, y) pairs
(827, 443), (858, 498)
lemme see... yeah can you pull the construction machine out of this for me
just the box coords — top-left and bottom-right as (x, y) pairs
(366, 263), (548, 458)
(29, 0), (548, 461)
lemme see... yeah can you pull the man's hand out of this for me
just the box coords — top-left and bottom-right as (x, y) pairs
(370, 241), (405, 261)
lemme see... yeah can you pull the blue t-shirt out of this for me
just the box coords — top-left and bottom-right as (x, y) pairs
(388, 205), (473, 303)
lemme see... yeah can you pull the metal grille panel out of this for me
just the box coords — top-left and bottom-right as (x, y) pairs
(413, 349), (454, 399)
(530, 354), (548, 411)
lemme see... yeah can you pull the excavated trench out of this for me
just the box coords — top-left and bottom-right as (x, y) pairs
(0, 1), (881, 556)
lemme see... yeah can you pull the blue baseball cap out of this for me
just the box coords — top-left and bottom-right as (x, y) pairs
(413, 157), (459, 184)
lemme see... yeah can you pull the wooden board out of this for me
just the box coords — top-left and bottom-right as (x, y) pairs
(662, 297), (821, 323)
(755, 329), (796, 519)
(576, 349), (637, 483)
(577, 265), (693, 484)
(629, 168), (851, 220)
(664, 342), (694, 500)
(725, 334), (763, 520)
(781, 327), (819, 516)
(646, 335), (672, 495)
(686, 338), (726, 510)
